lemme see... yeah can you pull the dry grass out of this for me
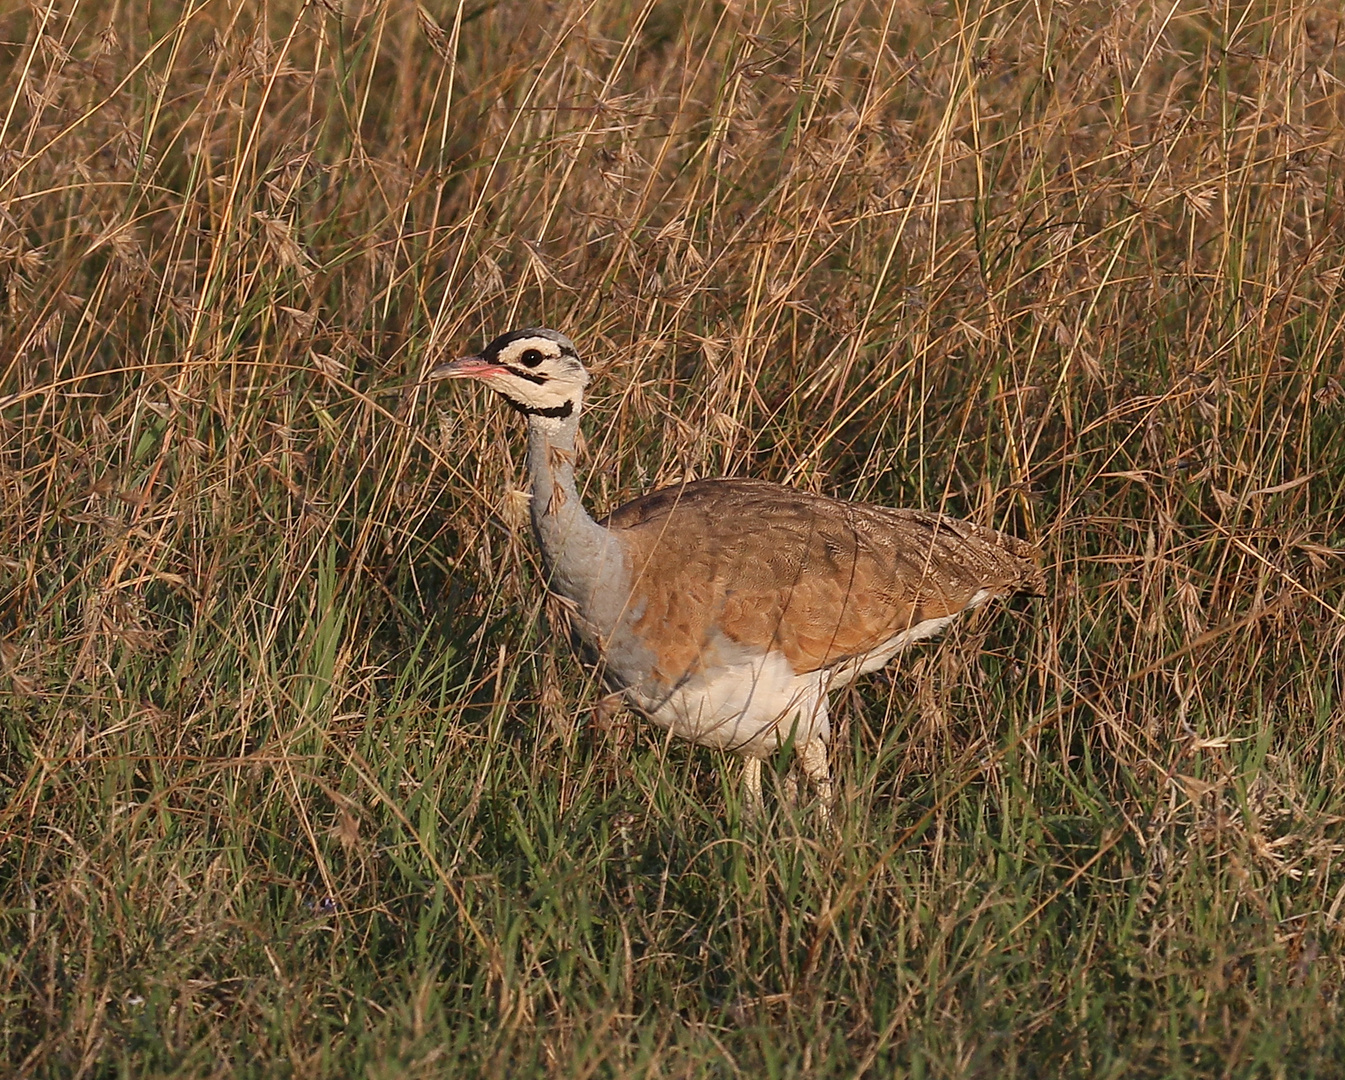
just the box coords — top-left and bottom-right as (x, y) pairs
(2, 0), (1344, 1075)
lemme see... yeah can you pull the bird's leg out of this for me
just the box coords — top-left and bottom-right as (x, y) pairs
(779, 763), (799, 808)
(740, 756), (764, 823)
(796, 739), (834, 827)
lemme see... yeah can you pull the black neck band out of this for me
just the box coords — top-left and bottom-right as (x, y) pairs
(508, 398), (574, 419)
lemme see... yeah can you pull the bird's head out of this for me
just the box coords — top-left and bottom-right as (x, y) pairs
(428, 327), (588, 419)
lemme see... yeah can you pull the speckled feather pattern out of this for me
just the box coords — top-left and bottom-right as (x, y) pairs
(602, 478), (1043, 688)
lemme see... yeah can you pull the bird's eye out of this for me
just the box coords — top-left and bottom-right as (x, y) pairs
(520, 348), (544, 368)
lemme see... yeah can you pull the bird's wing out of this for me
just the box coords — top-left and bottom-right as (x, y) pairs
(602, 478), (1042, 683)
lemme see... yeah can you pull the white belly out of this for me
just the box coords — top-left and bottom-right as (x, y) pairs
(627, 643), (830, 759)
(618, 596), (990, 760)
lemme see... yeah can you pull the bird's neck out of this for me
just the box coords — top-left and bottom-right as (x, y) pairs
(524, 400), (623, 615)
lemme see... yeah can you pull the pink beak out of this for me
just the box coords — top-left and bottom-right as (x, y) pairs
(426, 354), (507, 381)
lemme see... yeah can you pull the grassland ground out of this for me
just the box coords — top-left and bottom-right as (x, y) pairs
(2, 0), (1345, 1075)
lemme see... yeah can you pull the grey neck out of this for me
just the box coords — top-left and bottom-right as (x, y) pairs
(524, 398), (624, 620)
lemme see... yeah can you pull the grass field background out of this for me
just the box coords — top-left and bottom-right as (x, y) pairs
(2, 0), (1344, 1075)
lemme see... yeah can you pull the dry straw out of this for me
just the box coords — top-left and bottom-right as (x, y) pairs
(1, 0), (1343, 1073)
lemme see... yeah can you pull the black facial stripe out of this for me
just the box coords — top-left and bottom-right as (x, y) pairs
(503, 365), (549, 385)
(506, 398), (574, 419)
(482, 327), (578, 361)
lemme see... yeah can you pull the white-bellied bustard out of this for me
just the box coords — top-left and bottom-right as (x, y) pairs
(431, 327), (1043, 824)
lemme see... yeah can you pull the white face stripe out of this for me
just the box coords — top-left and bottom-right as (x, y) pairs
(470, 328), (590, 413)
(495, 338), (564, 368)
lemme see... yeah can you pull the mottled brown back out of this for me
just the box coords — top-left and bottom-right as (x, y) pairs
(601, 478), (1043, 684)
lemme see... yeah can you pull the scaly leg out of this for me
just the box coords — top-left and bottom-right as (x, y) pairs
(796, 739), (834, 827)
(740, 755), (764, 822)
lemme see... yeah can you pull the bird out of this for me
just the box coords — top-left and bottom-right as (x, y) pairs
(429, 327), (1044, 824)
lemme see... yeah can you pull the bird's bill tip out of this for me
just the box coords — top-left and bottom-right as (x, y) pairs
(425, 354), (503, 382)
